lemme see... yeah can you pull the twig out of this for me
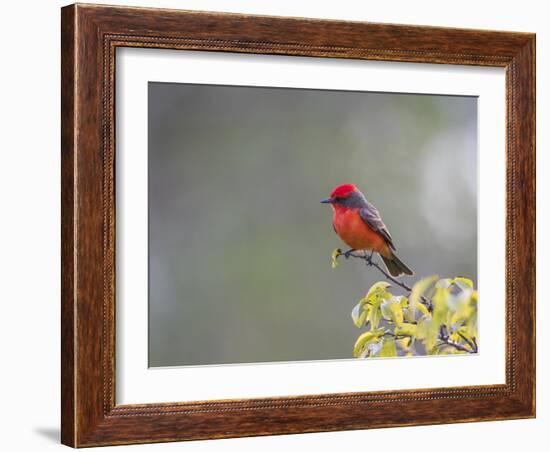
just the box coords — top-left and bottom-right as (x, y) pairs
(438, 325), (476, 354)
(437, 338), (476, 354)
(383, 332), (413, 340)
(457, 332), (478, 353)
(337, 250), (433, 312)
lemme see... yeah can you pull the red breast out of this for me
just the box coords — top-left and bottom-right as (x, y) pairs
(332, 205), (389, 255)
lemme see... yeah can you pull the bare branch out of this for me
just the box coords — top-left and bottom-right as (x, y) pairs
(457, 331), (478, 353)
(336, 250), (433, 312)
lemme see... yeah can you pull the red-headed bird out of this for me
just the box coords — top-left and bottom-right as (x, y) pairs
(321, 183), (413, 277)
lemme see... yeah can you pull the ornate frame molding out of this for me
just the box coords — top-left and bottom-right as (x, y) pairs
(62, 4), (535, 447)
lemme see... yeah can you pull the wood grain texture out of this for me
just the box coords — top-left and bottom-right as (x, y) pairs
(61, 3), (536, 447)
(61, 5), (76, 446)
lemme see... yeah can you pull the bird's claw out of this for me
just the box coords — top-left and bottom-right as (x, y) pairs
(365, 251), (374, 265)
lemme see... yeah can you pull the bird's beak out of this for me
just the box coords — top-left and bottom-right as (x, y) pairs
(320, 197), (334, 204)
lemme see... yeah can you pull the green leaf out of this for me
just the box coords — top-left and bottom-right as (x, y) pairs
(395, 295), (408, 308)
(410, 275), (438, 317)
(366, 281), (392, 300)
(450, 291), (476, 326)
(403, 307), (415, 323)
(396, 336), (413, 352)
(416, 302), (431, 317)
(351, 303), (368, 328)
(432, 284), (451, 318)
(417, 315), (439, 352)
(410, 275), (438, 302)
(356, 294), (370, 308)
(380, 298), (404, 325)
(454, 276), (474, 289)
(368, 303), (383, 330)
(349, 273), (478, 359)
(435, 278), (453, 289)
(362, 281), (392, 331)
(394, 323), (418, 337)
(353, 328), (385, 357)
(353, 332), (376, 357)
(395, 296), (415, 322)
(377, 337), (398, 357)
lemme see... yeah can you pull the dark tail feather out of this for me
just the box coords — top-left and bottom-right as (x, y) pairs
(381, 253), (414, 277)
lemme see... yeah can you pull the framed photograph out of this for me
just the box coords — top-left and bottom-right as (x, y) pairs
(61, 3), (535, 447)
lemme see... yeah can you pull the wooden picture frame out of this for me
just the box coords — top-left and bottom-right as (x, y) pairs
(61, 3), (535, 447)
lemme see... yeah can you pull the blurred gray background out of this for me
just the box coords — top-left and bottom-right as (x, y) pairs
(148, 82), (477, 367)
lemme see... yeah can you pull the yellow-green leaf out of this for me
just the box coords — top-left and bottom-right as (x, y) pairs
(454, 276), (474, 289)
(351, 303), (368, 328)
(348, 273), (478, 359)
(354, 332), (374, 357)
(381, 299), (404, 325)
(410, 275), (438, 317)
(395, 323), (418, 337)
(395, 296), (408, 308)
(367, 300), (384, 330)
(378, 337), (397, 357)
(417, 315), (439, 352)
(417, 302), (431, 317)
(353, 328), (385, 357)
(436, 278), (453, 289)
(331, 248), (342, 269)
(396, 336), (413, 352)
(365, 281), (391, 302)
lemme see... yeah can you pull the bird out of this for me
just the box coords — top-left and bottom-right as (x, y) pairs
(321, 183), (413, 277)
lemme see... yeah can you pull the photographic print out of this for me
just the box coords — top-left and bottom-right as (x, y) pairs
(62, 6), (535, 444)
(148, 82), (478, 367)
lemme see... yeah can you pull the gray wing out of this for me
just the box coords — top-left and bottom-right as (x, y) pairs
(359, 202), (396, 251)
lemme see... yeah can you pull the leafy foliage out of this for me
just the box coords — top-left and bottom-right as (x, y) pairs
(349, 275), (478, 358)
